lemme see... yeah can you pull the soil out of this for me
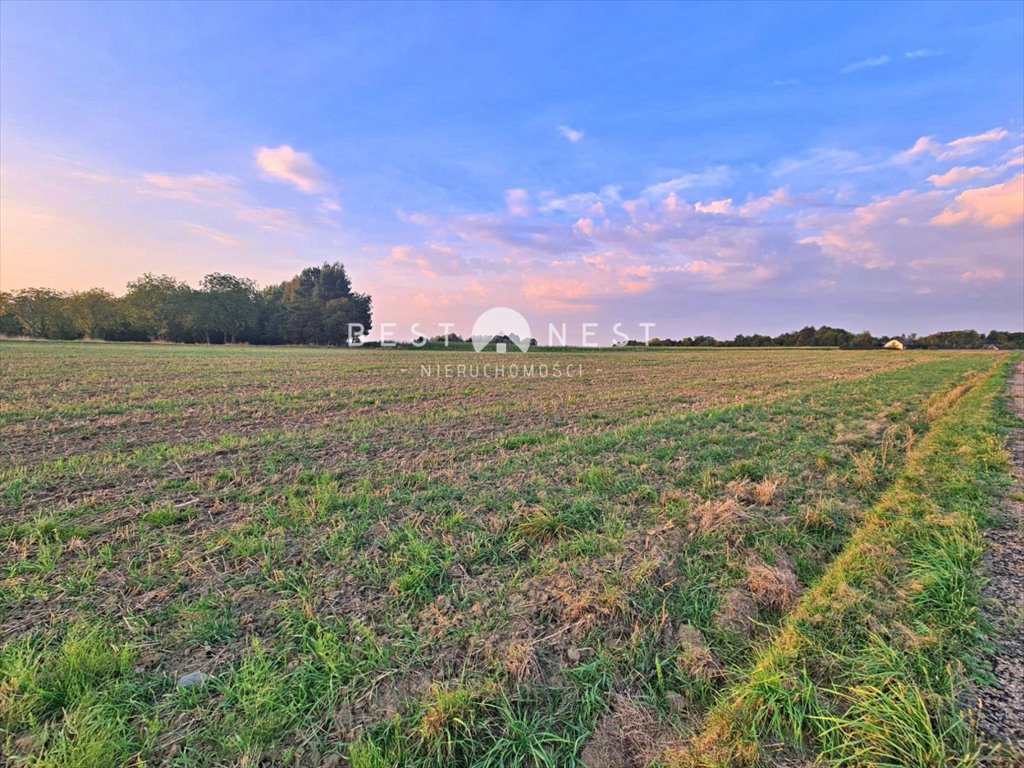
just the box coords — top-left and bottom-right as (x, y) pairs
(976, 360), (1024, 764)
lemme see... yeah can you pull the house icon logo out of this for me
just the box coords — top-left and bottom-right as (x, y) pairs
(471, 307), (532, 353)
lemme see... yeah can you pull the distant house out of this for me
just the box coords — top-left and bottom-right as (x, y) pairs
(984, 344), (1001, 351)
(883, 338), (905, 350)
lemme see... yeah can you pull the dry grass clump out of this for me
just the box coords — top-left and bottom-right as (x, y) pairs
(728, 476), (783, 506)
(801, 498), (839, 529)
(689, 498), (747, 539)
(580, 694), (672, 768)
(752, 477), (781, 506)
(746, 559), (802, 611)
(880, 424), (916, 469)
(676, 624), (719, 681)
(714, 588), (759, 638)
(511, 505), (567, 543)
(851, 449), (878, 488)
(502, 640), (540, 683)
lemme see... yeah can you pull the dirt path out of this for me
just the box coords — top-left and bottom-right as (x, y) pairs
(977, 359), (1024, 764)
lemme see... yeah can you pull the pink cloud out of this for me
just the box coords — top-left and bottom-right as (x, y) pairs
(961, 269), (1005, 281)
(522, 276), (598, 311)
(505, 188), (530, 217)
(142, 172), (240, 203)
(681, 260), (728, 275)
(574, 217), (595, 237)
(182, 223), (240, 247)
(932, 173), (1024, 228)
(255, 145), (332, 194)
(695, 198), (733, 215)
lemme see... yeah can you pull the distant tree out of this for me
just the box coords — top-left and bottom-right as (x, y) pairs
(277, 262), (372, 345)
(429, 332), (465, 344)
(123, 274), (190, 341)
(844, 331), (879, 349)
(64, 288), (121, 338)
(199, 273), (258, 343)
(917, 329), (983, 349)
(0, 292), (21, 335)
(7, 288), (74, 338)
(251, 285), (287, 344)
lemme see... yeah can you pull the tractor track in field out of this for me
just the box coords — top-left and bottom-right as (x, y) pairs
(976, 359), (1024, 765)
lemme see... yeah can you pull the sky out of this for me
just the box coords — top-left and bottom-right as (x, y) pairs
(1, 0), (1022, 342)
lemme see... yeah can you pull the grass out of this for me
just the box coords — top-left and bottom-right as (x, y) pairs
(666, 356), (1015, 767)
(0, 340), (1018, 766)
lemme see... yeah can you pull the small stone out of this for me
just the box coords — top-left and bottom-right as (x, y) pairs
(177, 671), (208, 688)
(566, 647), (581, 663)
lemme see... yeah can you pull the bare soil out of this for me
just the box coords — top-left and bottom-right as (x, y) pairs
(976, 360), (1024, 764)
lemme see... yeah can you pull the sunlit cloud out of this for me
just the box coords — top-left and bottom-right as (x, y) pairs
(927, 166), (993, 187)
(932, 173), (1024, 228)
(898, 129), (1011, 162)
(573, 217), (596, 237)
(255, 145), (332, 194)
(695, 198), (733, 215)
(738, 187), (795, 216)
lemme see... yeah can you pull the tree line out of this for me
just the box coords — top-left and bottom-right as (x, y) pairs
(0, 262), (372, 346)
(2, 278), (1020, 350)
(630, 325), (1024, 349)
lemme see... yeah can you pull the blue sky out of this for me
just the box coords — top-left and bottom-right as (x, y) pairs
(2, 0), (1022, 340)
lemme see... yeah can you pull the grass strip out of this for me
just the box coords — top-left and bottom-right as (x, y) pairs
(664, 357), (1019, 767)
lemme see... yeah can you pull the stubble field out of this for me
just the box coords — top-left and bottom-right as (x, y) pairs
(0, 341), (1018, 767)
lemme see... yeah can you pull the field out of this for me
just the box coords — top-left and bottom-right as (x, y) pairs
(0, 341), (1019, 767)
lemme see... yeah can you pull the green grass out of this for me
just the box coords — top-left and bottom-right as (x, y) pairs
(0, 341), (1018, 766)
(668, 356), (1015, 767)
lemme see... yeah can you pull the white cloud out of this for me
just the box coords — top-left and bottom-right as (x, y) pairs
(255, 145), (332, 194)
(898, 129), (1010, 162)
(739, 187), (795, 216)
(643, 166), (731, 197)
(557, 125), (584, 143)
(905, 49), (939, 59)
(541, 187), (616, 215)
(947, 128), (1010, 152)
(841, 55), (890, 74)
